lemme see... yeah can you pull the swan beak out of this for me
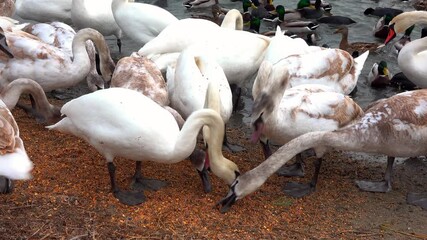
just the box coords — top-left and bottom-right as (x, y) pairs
(377, 44), (386, 50)
(0, 34), (13, 58)
(384, 24), (396, 45)
(216, 189), (237, 213)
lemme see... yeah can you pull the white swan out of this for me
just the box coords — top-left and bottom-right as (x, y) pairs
(138, 17), (271, 91)
(1, 78), (61, 124)
(251, 62), (363, 196)
(47, 82), (239, 205)
(20, 22), (105, 92)
(111, 0), (178, 46)
(15, 0), (72, 24)
(111, 53), (224, 191)
(0, 0), (15, 17)
(218, 89), (427, 212)
(0, 28), (115, 92)
(384, 11), (427, 88)
(0, 98), (33, 194)
(71, 0), (123, 52)
(253, 48), (369, 97)
(220, 9), (244, 30)
(167, 47), (243, 152)
(167, 47), (232, 123)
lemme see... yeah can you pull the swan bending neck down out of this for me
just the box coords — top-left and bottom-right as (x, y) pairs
(1, 78), (61, 124)
(220, 9), (244, 30)
(385, 11), (427, 88)
(218, 89), (427, 212)
(1, 28), (115, 92)
(47, 81), (239, 205)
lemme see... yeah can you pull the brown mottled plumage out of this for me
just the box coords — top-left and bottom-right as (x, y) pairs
(334, 26), (381, 55)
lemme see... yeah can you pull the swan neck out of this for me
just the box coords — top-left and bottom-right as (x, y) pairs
(1, 78), (51, 111)
(174, 109), (223, 162)
(72, 28), (112, 83)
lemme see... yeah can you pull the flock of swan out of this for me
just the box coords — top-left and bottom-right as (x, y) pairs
(0, 0), (426, 213)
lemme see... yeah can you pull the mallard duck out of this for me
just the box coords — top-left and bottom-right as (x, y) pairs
(393, 25), (415, 54)
(298, 0), (332, 12)
(111, 0), (178, 46)
(364, 7), (403, 17)
(384, 11), (427, 88)
(373, 14), (393, 39)
(0, 28), (115, 92)
(47, 82), (239, 206)
(390, 72), (419, 91)
(316, 15), (356, 25)
(15, 0), (72, 24)
(0, 0), (15, 17)
(268, 5), (319, 34)
(367, 61), (390, 88)
(71, 0), (123, 52)
(334, 26), (381, 55)
(218, 89), (427, 212)
(183, 0), (218, 9)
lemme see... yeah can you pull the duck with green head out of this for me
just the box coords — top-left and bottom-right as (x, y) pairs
(368, 61), (390, 88)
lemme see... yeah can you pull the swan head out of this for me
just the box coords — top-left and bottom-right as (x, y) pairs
(99, 55), (115, 84)
(251, 61), (290, 143)
(0, 32), (13, 58)
(216, 169), (261, 213)
(385, 11), (420, 45)
(86, 73), (105, 92)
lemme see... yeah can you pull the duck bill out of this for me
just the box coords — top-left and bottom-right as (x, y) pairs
(384, 25), (396, 45)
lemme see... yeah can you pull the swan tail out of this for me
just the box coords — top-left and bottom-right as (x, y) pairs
(354, 50), (370, 76)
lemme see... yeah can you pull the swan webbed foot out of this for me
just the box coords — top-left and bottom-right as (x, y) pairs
(282, 158), (322, 198)
(0, 176), (13, 194)
(283, 181), (316, 198)
(276, 161), (305, 177)
(16, 102), (47, 124)
(113, 190), (146, 206)
(198, 167), (212, 193)
(277, 153), (305, 177)
(355, 180), (392, 192)
(222, 141), (245, 153)
(130, 177), (168, 192)
(407, 192), (427, 210)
